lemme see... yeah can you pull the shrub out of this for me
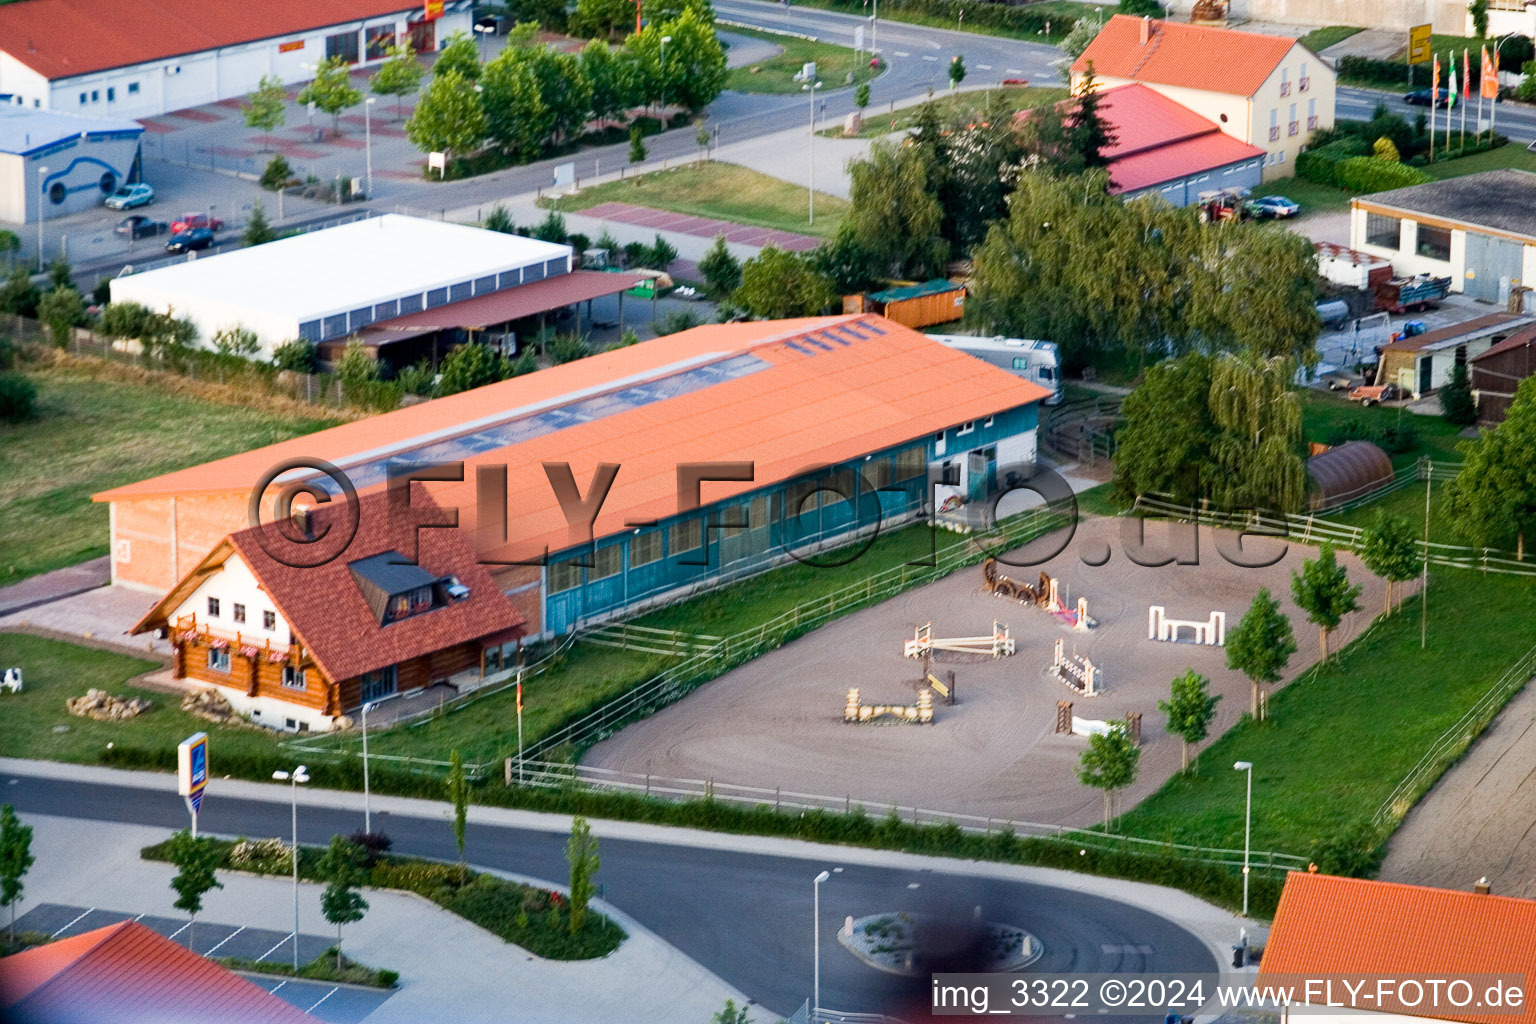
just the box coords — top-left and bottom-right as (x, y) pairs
(0, 372), (38, 423)
(646, 234), (678, 269)
(1295, 138), (1369, 187)
(1309, 822), (1384, 878)
(1372, 136), (1400, 162)
(260, 154), (295, 192)
(549, 334), (590, 364)
(271, 339), (317, 373)
(348, 831), (394, 868)
(1324, 416), (1419, 454)
(530, 211), (568, 244)
(1337, 55), (1411, 86)
(1117, 0), (1164, 15)
(1334, 156), (1432, 193)
(654, 309), (702, 336)
(229, 837), (291, 873)
(393, 360), (438, 399)
(621, 241), (648, 268)
(483, 204), (516, 234)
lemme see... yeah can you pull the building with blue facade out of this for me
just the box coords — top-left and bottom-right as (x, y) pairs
(0, 106), (142, 223)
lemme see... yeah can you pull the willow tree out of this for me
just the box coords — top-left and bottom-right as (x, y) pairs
(1207, 354), (1307, 513)
(845, 138), (949, 281)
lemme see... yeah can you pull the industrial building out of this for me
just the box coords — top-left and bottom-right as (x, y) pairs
(0, 106), (143, 223)
(0, 0), (471, 120)
(1374, 312), (1535, 398)
(96, 315), (1053, 639)
(1352, 170), (1536, 304)
(108, 214), (641, 362)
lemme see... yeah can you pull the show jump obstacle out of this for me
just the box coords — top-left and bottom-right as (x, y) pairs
(1055, 701), (1141, 745)
(846, 688), (935, 724)
(904, 621), (1015, 659)
(982, 559), (1093, 630)
(1052, 637), (1100, 696)
(1147, 606), (1226, 646)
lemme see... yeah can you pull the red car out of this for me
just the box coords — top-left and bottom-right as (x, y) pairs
(170, 211), (225, 234)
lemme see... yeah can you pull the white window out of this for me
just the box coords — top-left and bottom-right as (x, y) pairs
(956, 420), (975, 435)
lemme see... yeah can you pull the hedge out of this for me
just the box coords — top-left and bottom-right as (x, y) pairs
(1335, 156), (1433, 192)
(1296, 138), (1370, 186)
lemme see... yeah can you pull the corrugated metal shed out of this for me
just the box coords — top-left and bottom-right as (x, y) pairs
(1306, 440), (1393, 510)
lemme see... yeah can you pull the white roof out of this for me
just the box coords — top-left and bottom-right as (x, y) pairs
(114, 214), (572, 323)
(0, 106), (142, 155)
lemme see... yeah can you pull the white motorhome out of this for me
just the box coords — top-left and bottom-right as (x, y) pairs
(927, 335), (1064, 405)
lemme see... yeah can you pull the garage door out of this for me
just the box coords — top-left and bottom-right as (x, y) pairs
(1464, 231), (1523, 302)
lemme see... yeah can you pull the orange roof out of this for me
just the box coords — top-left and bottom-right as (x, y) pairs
(0, 0), (417, 80)
(0, 920), (317, 1024)
(96, 315), (1052, 562)
(1260, 872), (1536, 1024)
(1072, 15), (1299, 98)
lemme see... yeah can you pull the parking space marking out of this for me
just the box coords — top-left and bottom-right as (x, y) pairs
(922, 55), (938, 61)
(51, 908), (95, 938)
(977, 64), (992, 70)
(204, 925), (245, 956)
(306, 987), (341, 1013)
(258, 932), (296, 962)
(893, 50), (910, 57)
(1006, 68), (1025, 74)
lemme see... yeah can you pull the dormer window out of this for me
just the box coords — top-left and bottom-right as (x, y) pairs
(349, 551), (447, 626)
(387, 585), (437, 622)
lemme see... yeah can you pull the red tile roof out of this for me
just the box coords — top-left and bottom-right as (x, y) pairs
(134, 489), (526, 685)
(1072, 15), (1299, 97)
(1260, 873), (1536, 1024)
(0, 0), (417, 81)
(0, 920), (318, 1024)
(97, 315), (1053, 562)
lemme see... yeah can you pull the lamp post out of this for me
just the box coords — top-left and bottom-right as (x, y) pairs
(35, 165), (48, 272)
(802, 81), (822, 225)
(364, 96), (377, 199)
(1233, 761), (1253, 920)
(871, 0), (878, 60)
(813, 869), (830, 1022)
(360, 701), (379, 834)
(474, 23), (493, 62)
(659, 35), (672, 112)
(273, 765), (310, 969)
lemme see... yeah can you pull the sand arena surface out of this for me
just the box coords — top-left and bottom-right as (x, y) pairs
(586, 517), (1389, 829)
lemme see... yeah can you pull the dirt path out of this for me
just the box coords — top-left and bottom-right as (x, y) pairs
(1379, 680), (1536, 899)
(585, 516), (1390, 829)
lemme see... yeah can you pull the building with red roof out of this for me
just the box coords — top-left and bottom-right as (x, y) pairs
(98, 314), (1053, 664)
(1259, 872), (1536, 1024)
(0, 0), (471, 119)
(0, 920), (319, 1024)
(1071, 15), (1334, 182)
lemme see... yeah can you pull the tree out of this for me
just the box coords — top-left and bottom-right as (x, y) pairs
(854, 81), (870, 111)
(695, 119), (712, 160)
(166, 829), (223, 952)
(713, 1000), (752, 1024)
(1207, 354), (1307, 513)
(272, 339), (318, 373)
(1157, 670), (1220, 774)
(447, 749), (469, 881)
(261, 154), (294, 191)
(938, 89), (1025, 251)
(1225, 588), (1296, 719)
(1470, 0), (1490, 38)
(481, 48), (549, 161)
(0, 229), (20, 270)
(810, 223), (881, 295)
(1112, 354), (1216, 506)
(438, 342), (508, 395)
(1291, 543), (1362, 662)
(319, 835), (369, 969)
(242, 202), (276, 247)
(631, 8), (726, 112)
(407, 70), (488, 161)
(628, 125), (647, 164)
(297, 56), (363, 137)
(1439, 361), (1477, 425)
(212, 325), (259, 357)
(47, 258), (73, 293)
(570, 0), (632, 39)
(521, 45), (593, 145)
(566, 815), (599, 934)
(948, 54), (966, 89)
(1118, 0), (1164, 14)
(0, 805), (34, 941)
(580, 39), (629, 125)
(1444, 375), (1536, 559)
(335, 339), (380, 393)
(484, 204), (516, 234)
(433, 30), (482, 81)
(698, 235), (741, 298)
(372, 43), (424, 121)
(1187, 224), (1321, 368)
(1359, 510), (1419, 615)
(244, 75), (287, 148)
(845, 138), (948, 280)
(735, 246), (836, 319)
(37, 285), (84, 347)
(0, 265), (39, 317)
(1076, 720), (1140, 828)
(1061, 18), (1100, 58)
(1069, 66), (1117, 169)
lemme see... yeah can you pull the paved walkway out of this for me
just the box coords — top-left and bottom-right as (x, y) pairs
(580, 201), (821, 251)
(0, 556), (110, 617)
(9, 807), (753, 1024)
(0, 583), (169, 659)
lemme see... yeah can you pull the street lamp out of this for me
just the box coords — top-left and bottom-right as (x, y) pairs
(273, 765), (310, 969)
(1233, 761), (1253, 920)
(474, 23), (493, 62)
(360, 700), (380, 834)
(802, 81), (822, 225)
(813, 870), (830, 1021)
(363, 96), (377, 199)
(659, 35), (673, 112)
(35, 165), (48, 272)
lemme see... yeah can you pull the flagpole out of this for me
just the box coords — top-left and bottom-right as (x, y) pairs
(1461, 48), (1468, 146)
(1431, 55), (1438, 162)
(516, 668), (525, 784)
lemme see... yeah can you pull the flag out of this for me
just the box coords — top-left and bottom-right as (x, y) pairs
(1482, 45), (1499, 98)
(1464, 48), (1471, 99)
(516, 679), (523, 713)
(1433, 53), (1440, 95)
(1447, 51), (1456, 107)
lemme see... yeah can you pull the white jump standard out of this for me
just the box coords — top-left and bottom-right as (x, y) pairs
(903, 621), (1015, 659)
(1148, 606), (1226, 646)
(1052, 637), (1101, 696)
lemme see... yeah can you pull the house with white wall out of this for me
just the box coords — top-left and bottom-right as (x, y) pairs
(1072, 15), (1336, 182)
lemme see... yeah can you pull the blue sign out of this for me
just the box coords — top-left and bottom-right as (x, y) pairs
(190, 741), (207, 790)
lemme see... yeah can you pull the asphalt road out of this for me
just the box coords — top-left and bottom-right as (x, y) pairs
(2, 771), (1218, 1020)
(1336, 84), (1536, 142)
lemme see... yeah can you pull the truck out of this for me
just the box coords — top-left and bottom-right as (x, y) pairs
(926, 334), (1065, 405)
(1374, 274), (1452, 314)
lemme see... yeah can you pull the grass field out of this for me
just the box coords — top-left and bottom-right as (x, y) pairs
(1116, 567), (1536, 861)
(1298, 25), (1363, 52)
(0, 367), (341, 585)
(1299, 390), (1467, 465)
(542, 160), (847, 239)
(825, 84), (1069, 138)
(724, 26), (879, 94)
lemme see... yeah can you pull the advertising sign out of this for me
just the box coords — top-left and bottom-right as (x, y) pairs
(1408, 24), (1432, 65)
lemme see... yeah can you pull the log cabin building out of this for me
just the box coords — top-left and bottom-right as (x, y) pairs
(130, 490), (524, 732)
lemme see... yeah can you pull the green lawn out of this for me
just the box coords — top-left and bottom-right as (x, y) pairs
(1299, 390), (1467, 466)
(1298, 25), (1363, 52)
(542, 160), (847, 239)
(725, 26), (879, 94)
(825, 84), (1069, 138)
(1116, 567), (1536, 862)
(0, 367), (341, 585)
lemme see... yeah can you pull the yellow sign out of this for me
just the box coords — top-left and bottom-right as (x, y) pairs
(1408, 24), (1432, 65)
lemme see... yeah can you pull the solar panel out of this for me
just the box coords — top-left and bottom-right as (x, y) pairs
(782, 341), (813, 356)
(803, 335), (835, 352)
